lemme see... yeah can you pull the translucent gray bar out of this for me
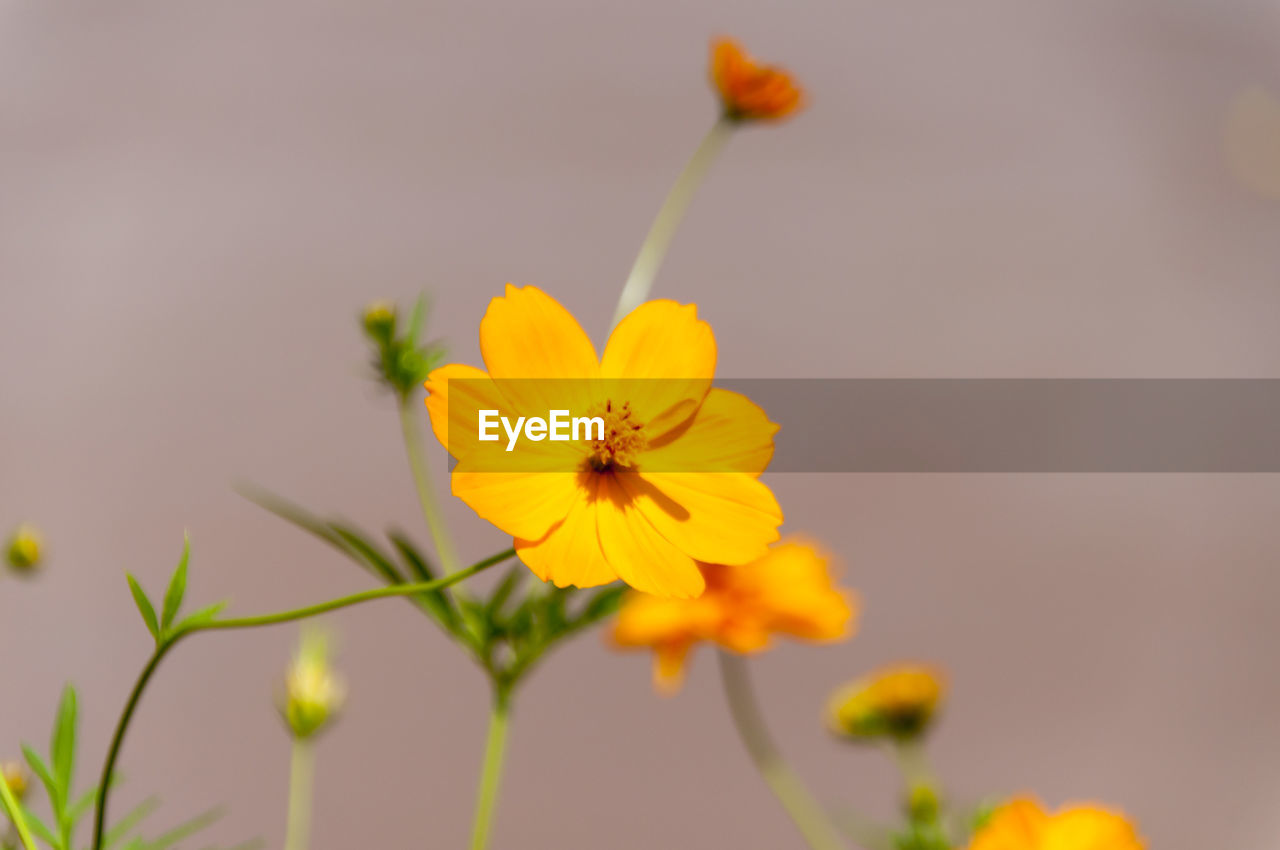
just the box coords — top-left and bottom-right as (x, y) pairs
(719, 379), (1280, 472)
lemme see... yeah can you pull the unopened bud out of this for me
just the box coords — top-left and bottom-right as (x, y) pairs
(1, 761), (29, 802)
(362, 300), (397, 343)
(826, 664), (946, 743)
(278, 627), (345, 740)
(5, 524), (43, 574)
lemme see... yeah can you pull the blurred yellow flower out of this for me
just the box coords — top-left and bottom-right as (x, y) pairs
(826, 664), (945, 742)
(0, 761), (28, 801)
(968, 797), (1145, 850)
(610, 537), (856, 691)
(425, 285), (783, 598)
(279, 628), (345, 740)
(710, 38), (804, 123)
(5, 523), (43, 573)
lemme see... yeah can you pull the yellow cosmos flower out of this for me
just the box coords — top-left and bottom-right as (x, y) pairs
(425, 285), (783, 598)
(968, 798), (1145, 850)
(610, 538), (857, 690)
(710, 38), (805, 123)
(826, 664), (946, 742)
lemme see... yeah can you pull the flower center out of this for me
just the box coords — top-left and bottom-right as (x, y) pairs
(586, 399), (648, 471)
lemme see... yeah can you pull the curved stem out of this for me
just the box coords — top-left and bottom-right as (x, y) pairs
(717, 652), (846, 850)
(468, 687), (511, 850)
(0, 771), (37, 850)
(91, 549), (515, 850)
(282, 739), (315, 850)
(399, 400), (461, 576)
(611, 117), (734, 329)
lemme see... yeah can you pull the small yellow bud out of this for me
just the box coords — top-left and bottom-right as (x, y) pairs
(6, 524), (43, 573)
(826, 664), (946, 743)
(907, 782), (941, 822)
(278, 627), (345, 740)
(362, 300), (397, 342)
(1, 761), (29, 802)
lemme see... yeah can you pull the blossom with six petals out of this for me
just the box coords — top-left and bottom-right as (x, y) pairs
(425, 285), (783, 598)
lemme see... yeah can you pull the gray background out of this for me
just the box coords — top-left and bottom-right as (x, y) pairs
(4, 1), (1280, 848)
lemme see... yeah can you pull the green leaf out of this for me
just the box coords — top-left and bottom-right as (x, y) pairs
(138, 807), (224, 850)
(50, 685), (77, 807)
(388, 533), (458, 629)
(66, 771), (122, 824)
(18, 803), (59, 848)
(404, 294), (427, 348)
(160, 535), (190, 630)
(102, 797), (160, 850)
(328, 524), (406, 586)
(486, 566), (524, 623)
(575, 584), (628, 627)
(175, 601), (227, 632)
(21, 744), (59, 809)
(126, 575), (160, 641)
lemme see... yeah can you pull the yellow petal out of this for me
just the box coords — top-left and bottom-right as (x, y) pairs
(424, 364), (505, 458)
(480, 284), (601, 415)
(451, 462), (582, 542)
(970, 798), (1050, 850)
(643, 388), (777, 474)
(626, 470), (782, 565)
(653, 641), (694, 694)
(595, 474), (705, 598)
(514, 476), (618, 589)
(1043, 806), (1144, 850)
(600, 301), (715, 435)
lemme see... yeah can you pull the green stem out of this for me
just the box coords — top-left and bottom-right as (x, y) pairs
(91, 548), (515, 850)
(0, 772), (36, 850)
(611, 117), (734, 328)
(399, 400), (462, 576)
(282, 739), (315, 850)
(717, 652), (846, 850)
(468, 687), (512, 850)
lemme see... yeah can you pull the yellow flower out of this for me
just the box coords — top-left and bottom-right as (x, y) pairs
(826, 664), (946, 741)
(5, 523), (43, 573)
(710, 38), (805, 123)
(0, 761), (28, 802)
(279, 628), (345, 740)
(424, 285), (783, 598)
(968, 798), (1145, 850)
(610, 537), (857, 690)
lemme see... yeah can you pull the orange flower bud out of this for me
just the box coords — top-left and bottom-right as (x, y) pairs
(710, 38), (804, 123)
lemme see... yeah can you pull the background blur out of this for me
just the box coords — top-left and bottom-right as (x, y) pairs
(4, 1), (1280, 848)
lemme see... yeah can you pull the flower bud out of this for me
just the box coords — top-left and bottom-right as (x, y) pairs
(361, 300), (397, 343)
(710, 38), (804, 123)
(278, 628), (345, 740)
(5, 524), (43, 574)
(1, 761), (29, 802)
(826, 664), (945, 743)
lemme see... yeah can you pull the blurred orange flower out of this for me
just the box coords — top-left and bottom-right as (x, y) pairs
(827, 664), (946, 742)
(968, 798), (1145, 850)
(710, 37), (804, 123)
(610, 537), (856, 690)
(424, 285), (782, 598)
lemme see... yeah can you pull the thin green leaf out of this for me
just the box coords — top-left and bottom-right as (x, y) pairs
(160, 535), (190, 630)
(66, 771), (121, 823)
(126, 575), (160, 641)
(102, 797), (160, 850)
(486, 566), (524, 623)
(138, 807), (224, 850)
(21, 744), (59, 809)
(575, 584), (628, 627)
(50, 685), (77, 806)
(328, 524), (405, 585)
(388, 533), (458, 629)
(174, 601), (227, 633)
(18, 803), (59, 848)
(404, 294), (427, 347)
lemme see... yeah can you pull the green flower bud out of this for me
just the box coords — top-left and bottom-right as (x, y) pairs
(1, 761), (29, 802)
(362, 300), (397, 343)
(6, 524), (43, 573)
(278, 628), (345, 740)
